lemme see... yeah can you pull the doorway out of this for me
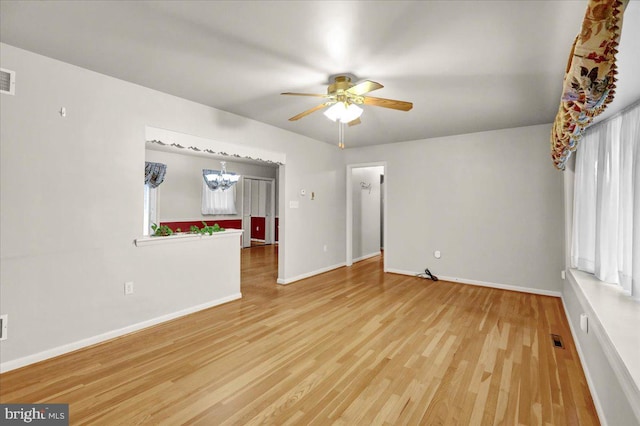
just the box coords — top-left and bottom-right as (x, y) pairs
(242, 176), (276, 248)
(346, 162), (387, 271)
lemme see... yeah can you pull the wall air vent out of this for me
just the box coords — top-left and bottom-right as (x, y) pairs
(0, 68), (16, 95)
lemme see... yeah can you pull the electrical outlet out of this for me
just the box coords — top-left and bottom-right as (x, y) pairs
(0, 314), (8, 341)
(561, 270), (566, 280)
(580, 313), (589, 333)
(124, 282), (134, 295)
(323, 244), (327, 252)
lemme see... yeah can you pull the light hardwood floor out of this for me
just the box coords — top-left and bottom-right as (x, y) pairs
(0, 245), (598, 425)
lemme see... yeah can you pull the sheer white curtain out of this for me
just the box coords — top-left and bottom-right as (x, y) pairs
(201, 182), (237, 215)
(571, 102), (640, 298)
(143, 184), (158, 236)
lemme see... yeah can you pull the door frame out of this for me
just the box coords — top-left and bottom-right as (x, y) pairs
(346, 162), (387, 272)
(242, 175), (276, 247)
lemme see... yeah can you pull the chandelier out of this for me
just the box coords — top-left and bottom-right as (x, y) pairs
(203, 161), (239, 191)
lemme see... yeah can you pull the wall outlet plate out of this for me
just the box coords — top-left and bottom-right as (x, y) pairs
(124, 282), (134, 295)
(580, 313), (589, 333)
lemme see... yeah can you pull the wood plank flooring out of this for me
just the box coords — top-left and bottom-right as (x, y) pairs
(0, 245), (598, 425)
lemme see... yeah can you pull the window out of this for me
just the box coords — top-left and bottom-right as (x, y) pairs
(571, 101), (639, 298)
(201, 181), (237, 215)
(143, 184), (158, 235)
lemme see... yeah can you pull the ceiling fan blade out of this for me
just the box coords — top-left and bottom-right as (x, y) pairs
(348, 117), (361, 127)
(288, 102), (332, 121)
(363, 96), (413, 111)
(281, 92), (329, 98)
(346, 80), (383, 96)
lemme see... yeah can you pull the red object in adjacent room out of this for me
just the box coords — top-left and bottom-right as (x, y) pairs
(251, 217), (266, 240)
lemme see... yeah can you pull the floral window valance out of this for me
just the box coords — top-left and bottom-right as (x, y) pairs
(144, 161), (167, 188)
(551, 0), (628, 170)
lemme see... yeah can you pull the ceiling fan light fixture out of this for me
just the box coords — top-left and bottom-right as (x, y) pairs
(323, 102), (346, 122)
(342, 103), (363, 123)
(323, 102), (362, 123)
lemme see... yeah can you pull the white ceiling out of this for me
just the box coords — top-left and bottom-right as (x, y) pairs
(1, 0), (638, 148)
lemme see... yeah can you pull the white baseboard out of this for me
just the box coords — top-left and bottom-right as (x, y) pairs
(385, 269), (562, 297)
(353, 251), (381, 263)
(0, 293), (242, 373)
(277, 262), (346, 285)
(385, 268), (418, 276)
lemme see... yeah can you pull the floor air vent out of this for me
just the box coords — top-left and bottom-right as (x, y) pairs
(551, 334), (565, 349)
(1, 68), (16, 95)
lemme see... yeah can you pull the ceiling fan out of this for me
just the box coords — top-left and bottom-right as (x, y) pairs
(281, 75), (413, 128)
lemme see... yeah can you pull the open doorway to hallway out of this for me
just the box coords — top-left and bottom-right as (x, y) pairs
(346, 163), (387, 271)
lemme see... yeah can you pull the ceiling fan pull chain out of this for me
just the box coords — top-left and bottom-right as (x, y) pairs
(338, 122), (345, 149)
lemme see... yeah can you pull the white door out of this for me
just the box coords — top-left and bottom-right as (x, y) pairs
(242, 178), (252, 248)
(265, 181), (272, 244)
(251, 180), (260, 216)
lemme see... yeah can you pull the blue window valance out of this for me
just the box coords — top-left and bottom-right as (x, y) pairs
(144, 162), (167, 188)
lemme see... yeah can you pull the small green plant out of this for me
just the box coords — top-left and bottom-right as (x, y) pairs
(200, 221), (225, 235)
(151, 223), (174, 237)
(186, 222), (226, 235)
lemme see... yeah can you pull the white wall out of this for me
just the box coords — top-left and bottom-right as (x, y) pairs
(351, 166), (383, 261)
(0, 43), (345, 367)
(145, 148), (277, 223)
(345, 124), (565, 294)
